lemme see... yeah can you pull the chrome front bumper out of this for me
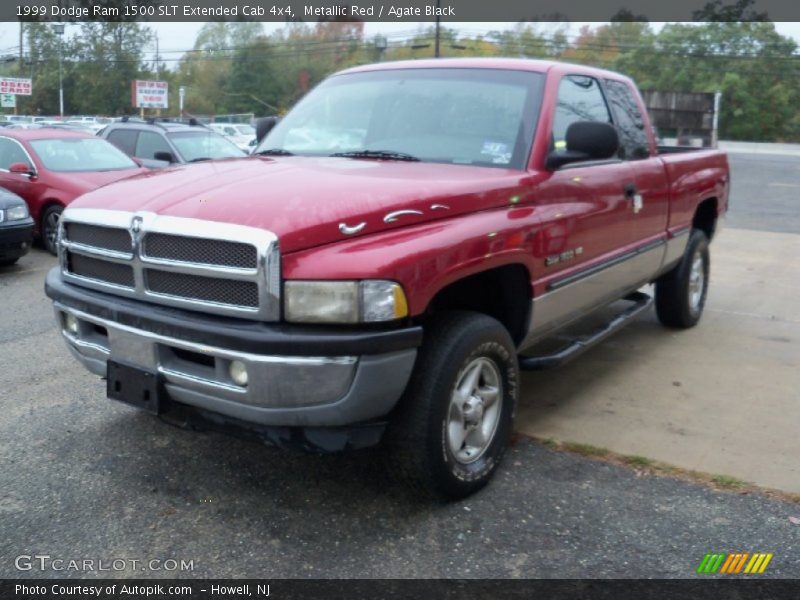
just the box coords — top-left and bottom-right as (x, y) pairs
(54, 303), (417, 427)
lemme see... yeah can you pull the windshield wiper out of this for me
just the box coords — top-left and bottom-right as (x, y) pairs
(254, 148), (294, 156)
(330, 150), (420, 162)
(188, 157), (212, 163)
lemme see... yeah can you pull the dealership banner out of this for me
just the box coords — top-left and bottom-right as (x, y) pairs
(0, 78), (32, 96)
(8, 0), (800, 22)
(131, 80), (168, 109)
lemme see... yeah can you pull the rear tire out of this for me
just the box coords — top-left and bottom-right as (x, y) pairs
(41, 205), (63, 256)
(655, 229), (710, 328)
(385, 311), (519, 499)
(0, 257), (19, 267)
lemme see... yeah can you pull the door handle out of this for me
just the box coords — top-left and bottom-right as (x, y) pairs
(624, 183), (637, 198)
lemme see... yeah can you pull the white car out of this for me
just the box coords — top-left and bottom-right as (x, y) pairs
(209, 123), (257, 152)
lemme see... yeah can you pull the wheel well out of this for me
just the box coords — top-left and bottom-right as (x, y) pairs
(693, 197), (718, 240)
(38, 200), (63, 225)
(424, 265), (531, 345)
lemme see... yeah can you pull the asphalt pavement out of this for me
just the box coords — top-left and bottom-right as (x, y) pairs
(1, 152), (798, 579)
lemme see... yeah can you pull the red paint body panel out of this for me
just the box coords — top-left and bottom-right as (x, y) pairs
(66, 59), (730, 318)
(0, 129), (147, 234)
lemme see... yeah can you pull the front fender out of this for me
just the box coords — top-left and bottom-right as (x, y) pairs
(282, 207), (541, 316)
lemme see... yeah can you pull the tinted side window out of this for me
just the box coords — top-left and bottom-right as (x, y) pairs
(106, 129), (138, 156)
(0, 138), (31, 169)
(552, 75), (612, 149)
(135, 131), (172, 160)
(604, 79), (650, 160)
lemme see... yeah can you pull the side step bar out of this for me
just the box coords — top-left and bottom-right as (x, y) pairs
(519, 291), (653, 371)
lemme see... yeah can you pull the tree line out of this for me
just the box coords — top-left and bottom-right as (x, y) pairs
(4, 4), (800, 141)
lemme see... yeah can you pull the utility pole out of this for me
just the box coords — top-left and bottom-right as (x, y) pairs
(155, 33), (160, 117)
(17, 22), (23, 115)
(54, 23), (65, 118)
(434, 0), (441, 58)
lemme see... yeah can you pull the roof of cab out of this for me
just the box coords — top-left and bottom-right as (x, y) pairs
(336, 57), (633, 84)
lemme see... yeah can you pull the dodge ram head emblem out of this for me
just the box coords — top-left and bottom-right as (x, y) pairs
(130, 216), (143, 235)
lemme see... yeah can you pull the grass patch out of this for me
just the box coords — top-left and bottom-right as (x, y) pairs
(525, 433), (800, 505)
(623, 455), (654, 467)
(562, 442), (610, 457)
(711, 475), (747, 489)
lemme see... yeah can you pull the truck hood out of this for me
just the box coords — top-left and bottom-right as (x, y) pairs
(70, 157), (532, 253)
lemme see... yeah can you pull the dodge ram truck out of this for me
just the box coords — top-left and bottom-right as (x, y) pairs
(45, 59), (729, 498)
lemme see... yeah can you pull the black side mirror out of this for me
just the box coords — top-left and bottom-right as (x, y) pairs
(546, 121), (619, 170)
(255, 116), (279, 144)
(153, 151), (175, 163)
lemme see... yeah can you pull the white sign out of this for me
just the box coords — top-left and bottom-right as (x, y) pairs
(0, 93), (16, 108)
(132, 80), (168, 109)
(0, 78), (32, 96)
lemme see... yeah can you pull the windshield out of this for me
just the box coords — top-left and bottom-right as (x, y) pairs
(257, 68), (545, 169)
(168, 131), (246, 162)
(30, 138), (138, 172)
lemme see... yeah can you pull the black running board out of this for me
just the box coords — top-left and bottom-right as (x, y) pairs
(519, 291), (653, 371)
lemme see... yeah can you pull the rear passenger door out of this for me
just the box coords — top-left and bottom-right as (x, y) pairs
(603, 79), (670, 248)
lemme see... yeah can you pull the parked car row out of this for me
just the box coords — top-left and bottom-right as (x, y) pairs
(0, 128), (148, 255)
(0, 117), (256, 261)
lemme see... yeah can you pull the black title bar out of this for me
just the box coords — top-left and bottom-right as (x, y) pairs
(4, 579), (800, 600)
(7, 0), (800, 22)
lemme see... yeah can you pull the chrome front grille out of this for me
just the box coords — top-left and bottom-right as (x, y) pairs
(68, 253), (136, 288)
(145, 269), (260, 307)
(59, 209), (280, 321)
(143, 233), (258, 269)
(63, 222), (132, 254)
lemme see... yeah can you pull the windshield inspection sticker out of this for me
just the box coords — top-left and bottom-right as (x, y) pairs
(480, 141), (511, 164)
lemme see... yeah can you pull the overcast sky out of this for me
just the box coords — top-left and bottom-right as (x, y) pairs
(1, 21), (800, 63)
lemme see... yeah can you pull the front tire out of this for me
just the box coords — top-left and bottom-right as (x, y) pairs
(385, 311), (519, 499)
(655, 229), (710, 328)
(41, 205), (63, 256)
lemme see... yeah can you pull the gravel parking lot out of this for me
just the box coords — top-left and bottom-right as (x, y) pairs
(1, 152), (798, 579)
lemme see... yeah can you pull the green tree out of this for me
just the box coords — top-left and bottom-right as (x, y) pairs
(70, 22), (153, 115)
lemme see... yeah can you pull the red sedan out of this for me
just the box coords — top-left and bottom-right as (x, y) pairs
(0, 128), (147, 254)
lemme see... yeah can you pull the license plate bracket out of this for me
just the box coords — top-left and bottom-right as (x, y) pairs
(107, 361), (162, 415)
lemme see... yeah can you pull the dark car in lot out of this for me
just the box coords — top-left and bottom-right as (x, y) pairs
(0, 128), (147, 255)
(0, 187), (34, 266)
(99, 119), (247, 166)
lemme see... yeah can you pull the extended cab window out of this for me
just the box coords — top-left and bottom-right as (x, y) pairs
(258, 68), (545, 170)
(604, 79), (650, 160)
(552, 75), (612, 151)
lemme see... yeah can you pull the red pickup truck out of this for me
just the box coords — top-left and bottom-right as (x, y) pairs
(45, 59), (729, 498)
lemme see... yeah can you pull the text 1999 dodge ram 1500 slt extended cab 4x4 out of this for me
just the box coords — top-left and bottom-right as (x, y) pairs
(45, 59), (729, 498)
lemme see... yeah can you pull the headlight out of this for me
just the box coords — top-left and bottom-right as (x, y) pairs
(284, 280), (408, 324)
(5, 205), (29, 221)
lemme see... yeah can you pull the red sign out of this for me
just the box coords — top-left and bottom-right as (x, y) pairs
(0, 78), (32, 96)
